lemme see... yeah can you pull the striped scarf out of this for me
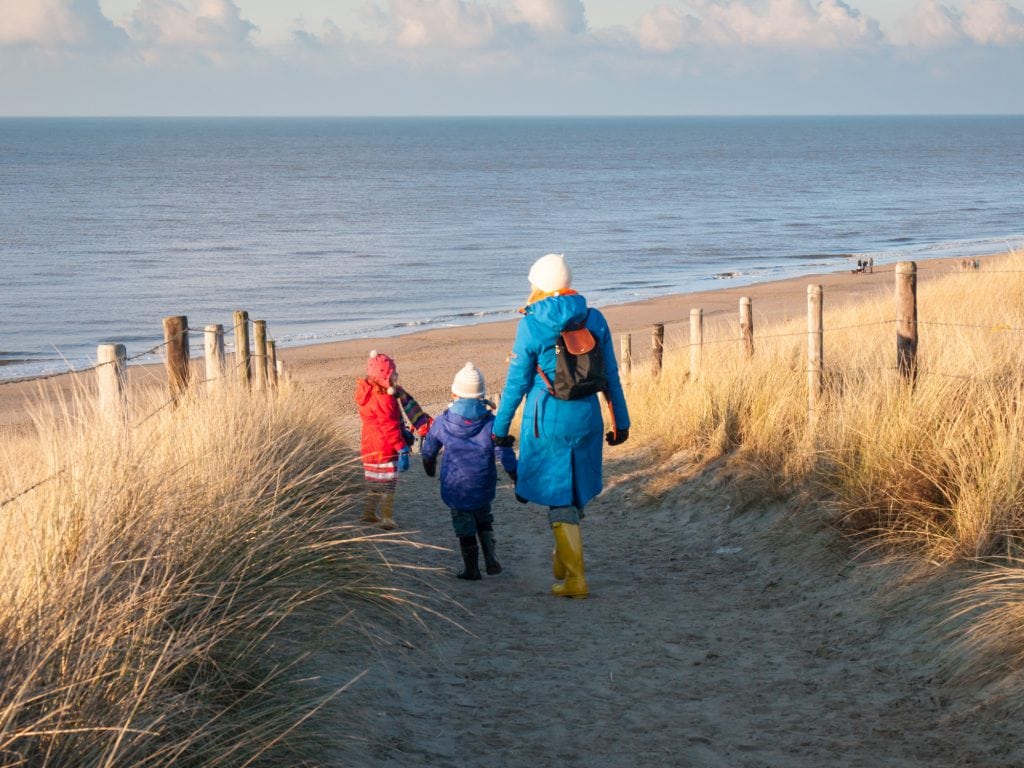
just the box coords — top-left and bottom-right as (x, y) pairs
(396, 385), (432, 435)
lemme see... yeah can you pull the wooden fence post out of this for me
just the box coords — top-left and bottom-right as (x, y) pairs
(267, 340), (278, 388)
(807, 285), (823, 424)
(896, 261), (918, 384)
(689, 308), (703, 379)
(204, 324), (225, 394)
(233, 310), (250, 388)
(163, 315), (190, 401)
(651, 324), (664, 378)
(621, 334), (632, 379)
(97, 343), (127, 417)
(253, 320), (268, 391)
(740, 297), (754, 357)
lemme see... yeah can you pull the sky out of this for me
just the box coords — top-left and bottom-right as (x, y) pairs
(1, 0), (1022, 115)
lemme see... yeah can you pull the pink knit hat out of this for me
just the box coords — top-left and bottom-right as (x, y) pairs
(367, 350), (396, 389)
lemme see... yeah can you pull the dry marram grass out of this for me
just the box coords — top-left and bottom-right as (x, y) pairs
(624, 249), (1024, 705)
(0, 381), (411, 766)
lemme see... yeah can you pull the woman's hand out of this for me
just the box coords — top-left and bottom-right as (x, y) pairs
(606, 427), (629, 446)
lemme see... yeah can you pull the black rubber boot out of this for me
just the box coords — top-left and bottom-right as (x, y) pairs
(477, 529), (502, 575)
(457, 536), (482, 581)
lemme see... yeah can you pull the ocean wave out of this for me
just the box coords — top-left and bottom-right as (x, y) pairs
(291, 248), (352, 257)
(855, 233), (1024, 263)
(792, 253), (856, 260)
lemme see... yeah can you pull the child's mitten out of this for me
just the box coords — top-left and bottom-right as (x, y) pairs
(397, 447), (411, 473)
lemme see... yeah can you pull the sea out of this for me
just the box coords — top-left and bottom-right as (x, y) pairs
(1, 116), (1022, 381)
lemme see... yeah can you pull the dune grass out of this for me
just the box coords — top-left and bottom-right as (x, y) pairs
(0, 379), (411, 766)
(624, 249), (1024, 701)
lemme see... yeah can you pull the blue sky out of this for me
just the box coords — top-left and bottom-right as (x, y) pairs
(1, 0), (1022, 115)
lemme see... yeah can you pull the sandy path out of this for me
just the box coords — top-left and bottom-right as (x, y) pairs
(319, 439), (1022, 768)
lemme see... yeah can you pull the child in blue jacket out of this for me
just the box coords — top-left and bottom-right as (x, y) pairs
(422, 362), (518, 580)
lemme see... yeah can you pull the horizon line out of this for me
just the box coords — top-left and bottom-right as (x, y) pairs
(2, 112), (1023, 120)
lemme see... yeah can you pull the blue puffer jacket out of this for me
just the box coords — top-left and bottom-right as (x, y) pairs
(493, 292), (630, 509)
(422, 398), (518, 511)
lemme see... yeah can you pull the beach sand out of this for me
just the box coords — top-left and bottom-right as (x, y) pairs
(4, 255), (1019, 765)
(0, 256), (963, 432)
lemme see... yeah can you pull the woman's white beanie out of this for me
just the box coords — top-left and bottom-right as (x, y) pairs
(452, 362), (486, 399)
(528, 253), (572, 293)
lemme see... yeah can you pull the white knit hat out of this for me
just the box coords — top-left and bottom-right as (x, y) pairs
(451, 362), (486, 399)
(528, 253), (572, 293)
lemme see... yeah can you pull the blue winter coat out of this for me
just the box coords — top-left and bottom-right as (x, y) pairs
(422, 398), (518, 511)
(493, 293), (630, 509)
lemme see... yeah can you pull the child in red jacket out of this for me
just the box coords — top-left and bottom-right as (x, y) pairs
(353, 350), (431, 530)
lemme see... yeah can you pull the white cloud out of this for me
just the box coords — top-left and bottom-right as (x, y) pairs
(361, 0), (587, 49)
(905, 0), (1024, 46)
(0, 0), (260, 64)
(903, 0), (963, 45)
(636, 5), (700, 53)
(917, 0), (1024, 45)
(365, 0), (497, 48)
(3, 0), (1023, 118)
(508, 0), (587, 35)
(127, 0), (257, 50)
(961, 0), (1024, 43)
(0, 0), (127, 48)
(636, 0), (883, 52)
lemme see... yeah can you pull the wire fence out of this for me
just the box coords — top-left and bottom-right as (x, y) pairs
(0, 327), (192, 388)
(611, 257), (1024, 416)
(0, 316), (283, 510)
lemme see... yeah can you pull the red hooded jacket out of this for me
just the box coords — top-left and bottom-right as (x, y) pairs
(354, 377), (406, 465)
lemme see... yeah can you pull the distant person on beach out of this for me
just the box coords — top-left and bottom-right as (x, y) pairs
(492, 253), (630, 599)
(421, 362), (518, 580)
(354, 350), (432, 530)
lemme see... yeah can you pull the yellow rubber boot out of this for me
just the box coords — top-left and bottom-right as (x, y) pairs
(550, 522), (588, 598)
(359, 493), (380, 523)
(552, 546), (566, 579)
(378, 493), (397, 531)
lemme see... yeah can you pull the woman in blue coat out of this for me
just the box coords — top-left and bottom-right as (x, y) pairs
(492, 253), (630, 598)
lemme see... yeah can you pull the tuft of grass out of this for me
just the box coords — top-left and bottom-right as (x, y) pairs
(0, 379), (413, 766)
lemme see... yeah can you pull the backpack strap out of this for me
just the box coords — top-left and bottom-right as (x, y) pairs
(536, 365), (556, 396)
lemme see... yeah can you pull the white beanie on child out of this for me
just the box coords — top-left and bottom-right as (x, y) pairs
(451, 362), (486, 399)
(528, 253), (572, 293)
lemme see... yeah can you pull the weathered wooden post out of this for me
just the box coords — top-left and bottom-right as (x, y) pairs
(276, 359), (285, 384)
(163, 315), (190, 401)
(740, 297), (754, 358)
(620, 334), (632, 379)
(267, 339), (278, 388)
(252, 320), (268, 391)
(97, 343), (127, 417)
(689, 308), (703, 379)
(652, 324), (664, 378)
(233, 310), (250, 388)
(896, 261), (918, 384)
(807, 285), (823, 424)
(204, 324), (225, 394)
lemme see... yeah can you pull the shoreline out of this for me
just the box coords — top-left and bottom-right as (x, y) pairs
(0, 255), (978, 433)
(2, 234), (1015, 383)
